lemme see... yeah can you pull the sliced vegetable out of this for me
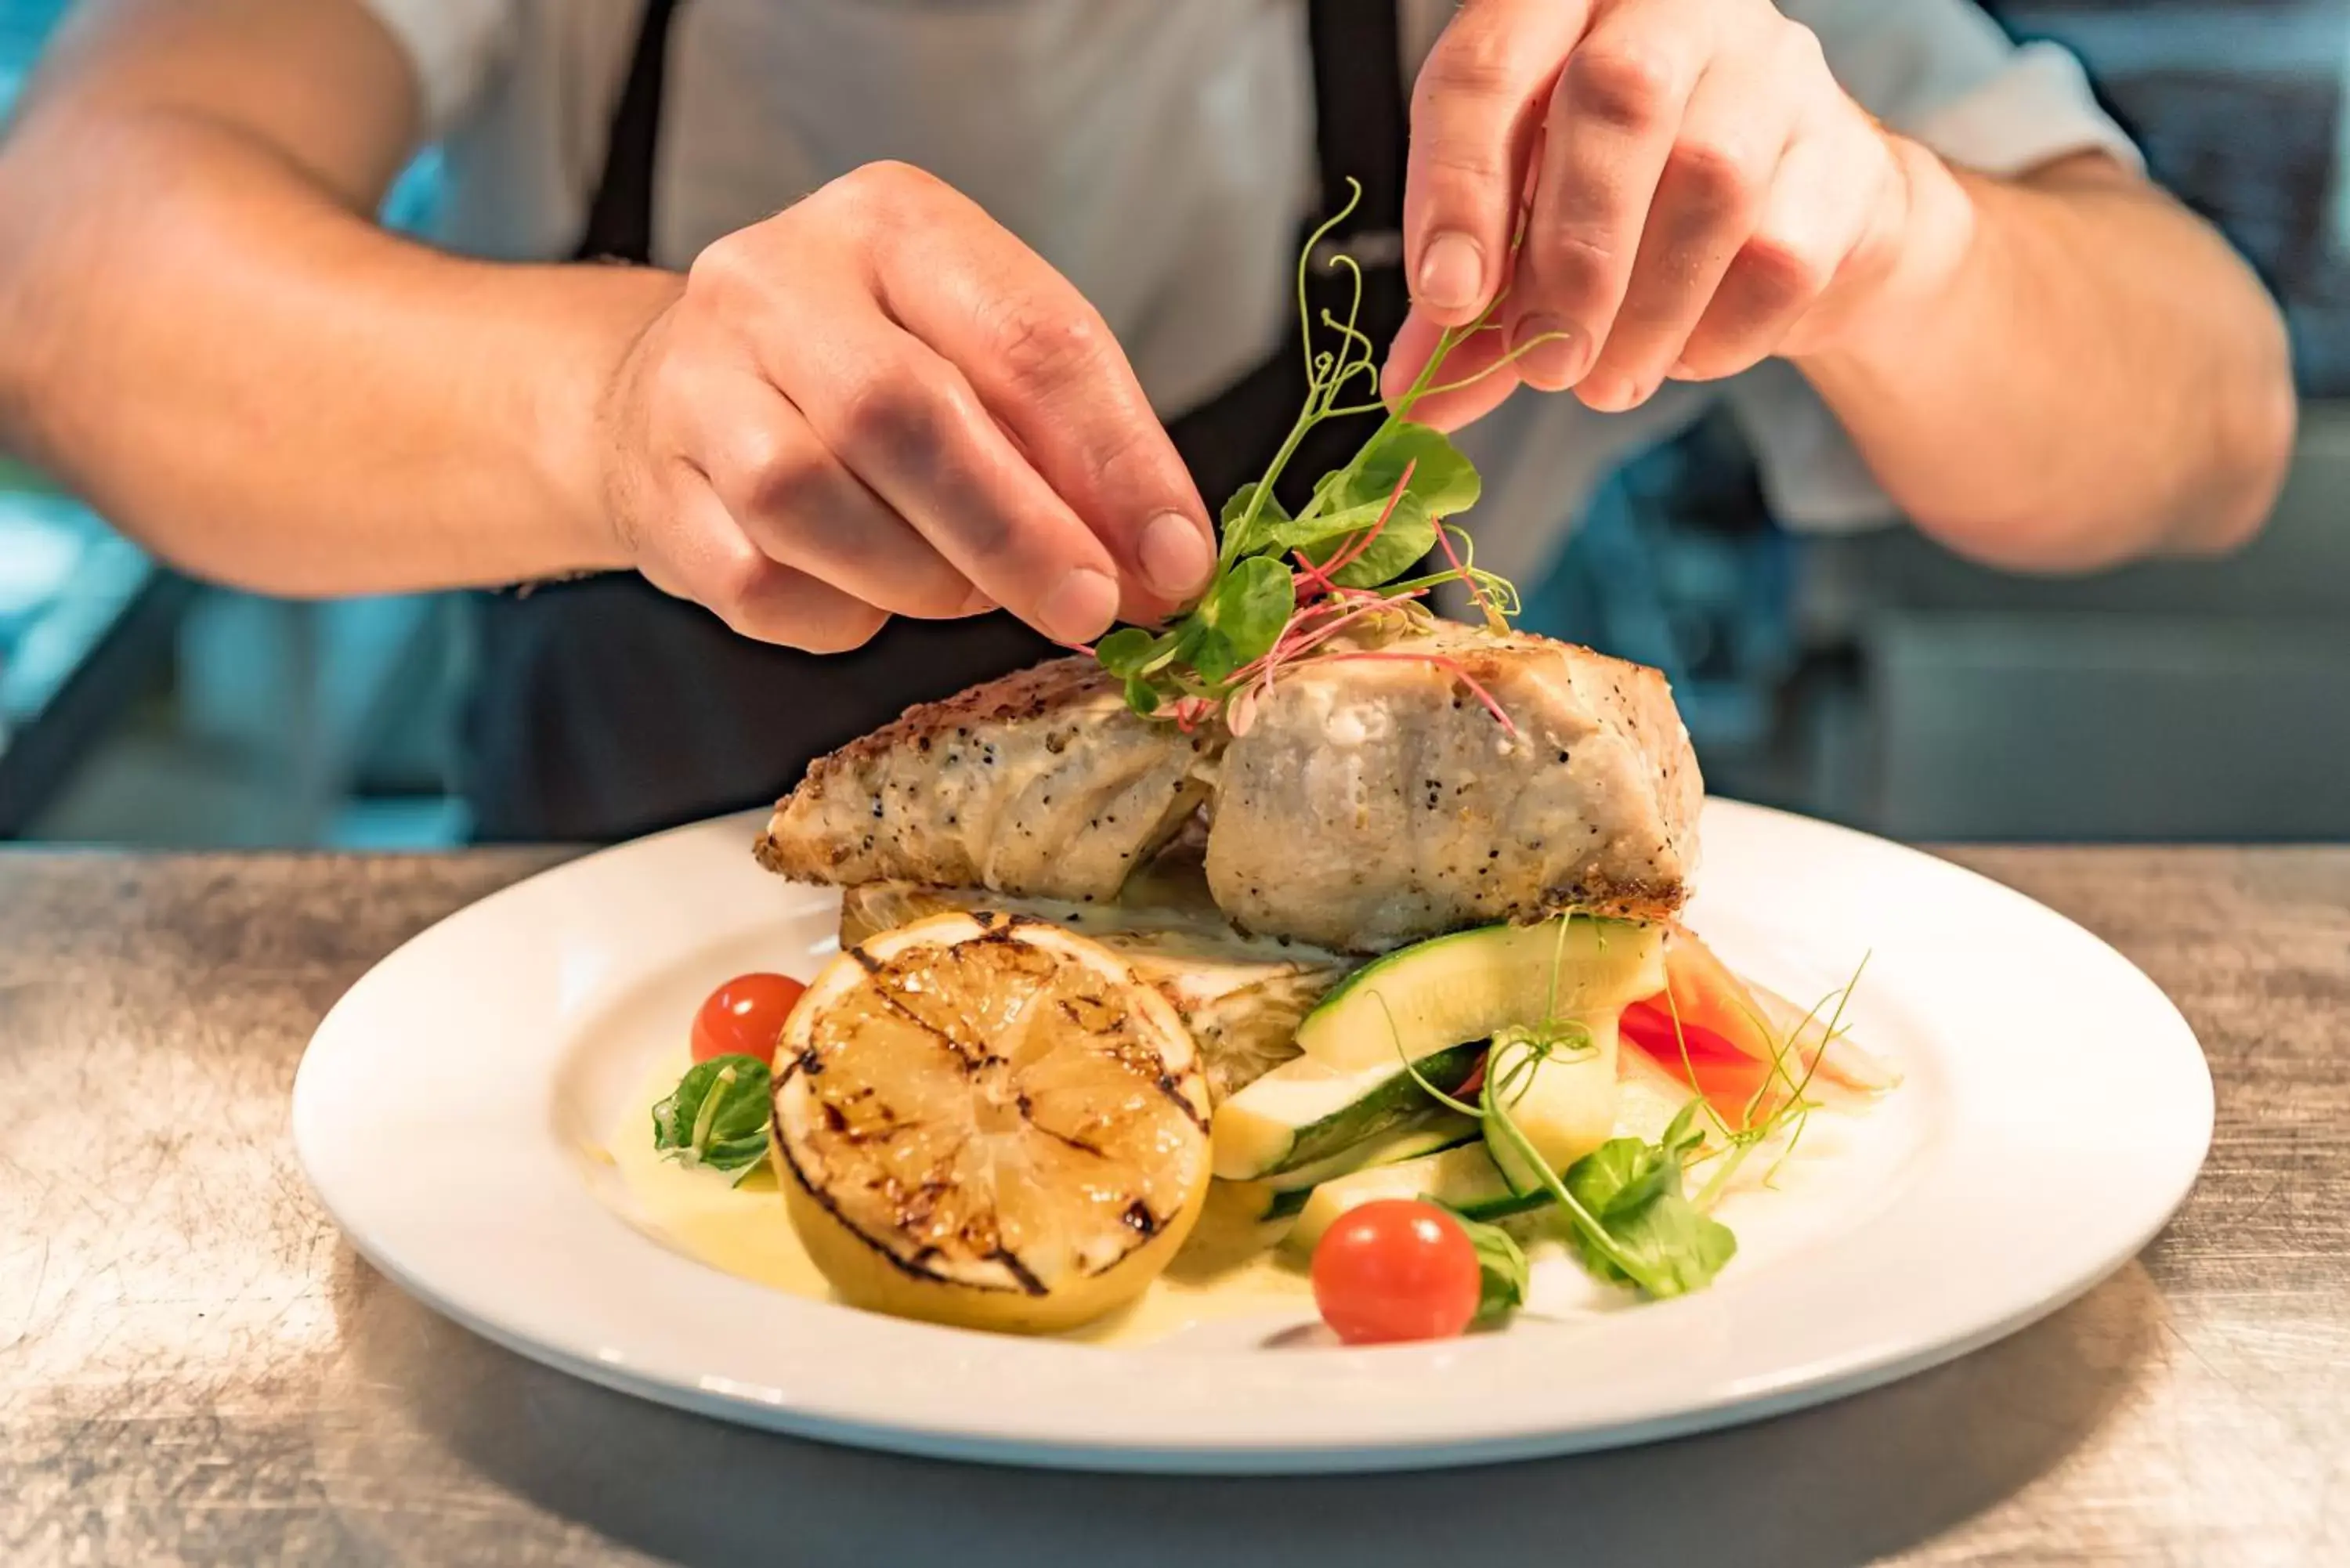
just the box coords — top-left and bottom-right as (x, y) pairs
(1620, 1002), (1773, 1121)
(1257, 1113), (1483, 1192)
(1211, 1041), (1484, 1180)
(1311, 1200), (1482, 1346)
(1222, 1118), (1482, 1227)
(1293, 916), (1665, 1071)
(1633, 927), (1892, 1103)
(1482, 1012), (1622, 1194)
(1286, 1143), (1542, 1252)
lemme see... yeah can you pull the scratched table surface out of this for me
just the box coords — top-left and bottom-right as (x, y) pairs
(2, 846), (2346, 1566)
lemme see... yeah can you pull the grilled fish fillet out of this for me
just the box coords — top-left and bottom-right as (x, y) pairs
(758, 621), (1701, 950)
(1205, 621), (1701, 949)
(754, 657), (1219, 902)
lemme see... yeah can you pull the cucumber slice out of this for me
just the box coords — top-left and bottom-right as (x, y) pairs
(1484, 1013), (1621, 1192)
(1295, 916), (1665, 1071)
(1210, 1042), (1483, 1181)
(1285, 1144), (1548, 1253)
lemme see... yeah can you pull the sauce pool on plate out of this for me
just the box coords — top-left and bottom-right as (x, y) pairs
(600, 1053), (1318, 1349)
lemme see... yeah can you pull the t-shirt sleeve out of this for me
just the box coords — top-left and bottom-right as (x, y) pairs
(1725, 0), (2142, 533)
(356, 0), (518, 139)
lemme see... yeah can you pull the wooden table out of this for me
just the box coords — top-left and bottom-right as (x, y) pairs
(3, 847), (2345, 1566)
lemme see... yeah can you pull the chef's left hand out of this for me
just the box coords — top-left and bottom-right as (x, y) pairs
(1388, 0), (1952, 425)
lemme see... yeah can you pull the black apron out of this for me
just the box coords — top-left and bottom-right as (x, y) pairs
(462, 0), (1412, 841)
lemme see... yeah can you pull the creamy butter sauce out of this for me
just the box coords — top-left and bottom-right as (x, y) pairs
(605, 1042), (1898, 1347)
(603, 1053), (1315, 1349)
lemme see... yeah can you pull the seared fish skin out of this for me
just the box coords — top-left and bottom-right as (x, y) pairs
(756, 657), (1220, 902)
(1204, 623), (1701, 949)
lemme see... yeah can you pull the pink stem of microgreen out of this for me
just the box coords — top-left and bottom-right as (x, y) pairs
(1310, 457), (1416, 584)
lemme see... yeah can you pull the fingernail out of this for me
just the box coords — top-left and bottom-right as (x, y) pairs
(1512, 315), (1580, 389)
(1415, 231), (1485, 313)
(1038, 566), (1119, 644)
(1138, 510), (1214, 598)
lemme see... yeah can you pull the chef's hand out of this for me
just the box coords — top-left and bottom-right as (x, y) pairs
(597, 161), (1213, 652)
(1388, 0), (1943, 425)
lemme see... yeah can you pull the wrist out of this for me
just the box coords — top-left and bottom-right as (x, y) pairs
(526, 263), (686, 576)
(1795, 133), (1979, 374)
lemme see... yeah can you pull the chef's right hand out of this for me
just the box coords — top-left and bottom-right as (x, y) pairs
(594, 161), (1215, 652)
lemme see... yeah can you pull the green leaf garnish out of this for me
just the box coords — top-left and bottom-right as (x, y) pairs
(1186, 555), (1297, 683)
(1097, 179), (1546, 730)
(651, 1053), (774, 1179)
(1446, 1209), (1531, 1325)
(1094, 625), (1162, 679)
(1558, 1129), (1736, 1297)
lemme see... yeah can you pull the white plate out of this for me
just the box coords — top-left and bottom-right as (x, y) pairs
(292, 801), (2211, 1473)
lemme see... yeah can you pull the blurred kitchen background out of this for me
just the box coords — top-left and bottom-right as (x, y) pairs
(2, 0), (2345, 847)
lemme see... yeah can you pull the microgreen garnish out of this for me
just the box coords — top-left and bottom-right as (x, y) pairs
(1097, 179), (1563, 735)
(1663, 953), (1871, 1210)
(651, 1053), (773, 1183)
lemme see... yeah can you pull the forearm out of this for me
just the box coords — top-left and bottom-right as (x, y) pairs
(1795, 146), (2295, 573)
(0, 102), (678, 596)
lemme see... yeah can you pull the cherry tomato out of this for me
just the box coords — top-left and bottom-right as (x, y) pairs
(690, 972), (806, 1064)
(1311, 1199), (1481, 1346)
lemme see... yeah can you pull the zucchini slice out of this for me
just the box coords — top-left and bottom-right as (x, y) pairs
(1484, 1012), (1621, 1192)
(1285, 1144), (1548, 1252)
(1211, 1042), (1483, 1181)
(1224, 1118), (1485, 1224)
(1294, 916), (1664, 1071)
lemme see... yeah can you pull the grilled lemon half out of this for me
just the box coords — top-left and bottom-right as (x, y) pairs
(772, 911), (1213, 1334)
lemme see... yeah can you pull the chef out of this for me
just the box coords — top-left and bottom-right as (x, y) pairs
(0, 0), (2292, 840)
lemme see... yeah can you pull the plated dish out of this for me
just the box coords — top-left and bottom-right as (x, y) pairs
(293, 800), (2211, 1470)
(292, 213), (2212, 1465)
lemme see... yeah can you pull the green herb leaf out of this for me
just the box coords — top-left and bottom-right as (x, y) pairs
(1279, 494), (1437, 590)
(1447, 1209), (1531, 1325)
(1184, 554), (1296, 683)
(1274, 425), (1477, 589)
(1220, 482), (1290, 556)
(1357, 422), (1480, 519)
(650, 1053), (774, 1176)
(1094, 626), (1159, 677)
(1089, 193), (1524, 710)
(1560, 1131), (1736, 1298)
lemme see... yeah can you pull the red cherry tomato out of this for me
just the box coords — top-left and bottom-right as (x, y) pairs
(1311, 1199), (1481, 1346)
(690, 972), (807, 1064)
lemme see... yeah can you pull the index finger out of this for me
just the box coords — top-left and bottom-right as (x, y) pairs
(873, 174), (1215, 624)
(1405, 0), (1591, 327)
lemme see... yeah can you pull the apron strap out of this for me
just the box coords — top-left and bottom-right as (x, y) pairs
(574, 0), (682, 265)
(1306, 0), (1411, 350)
